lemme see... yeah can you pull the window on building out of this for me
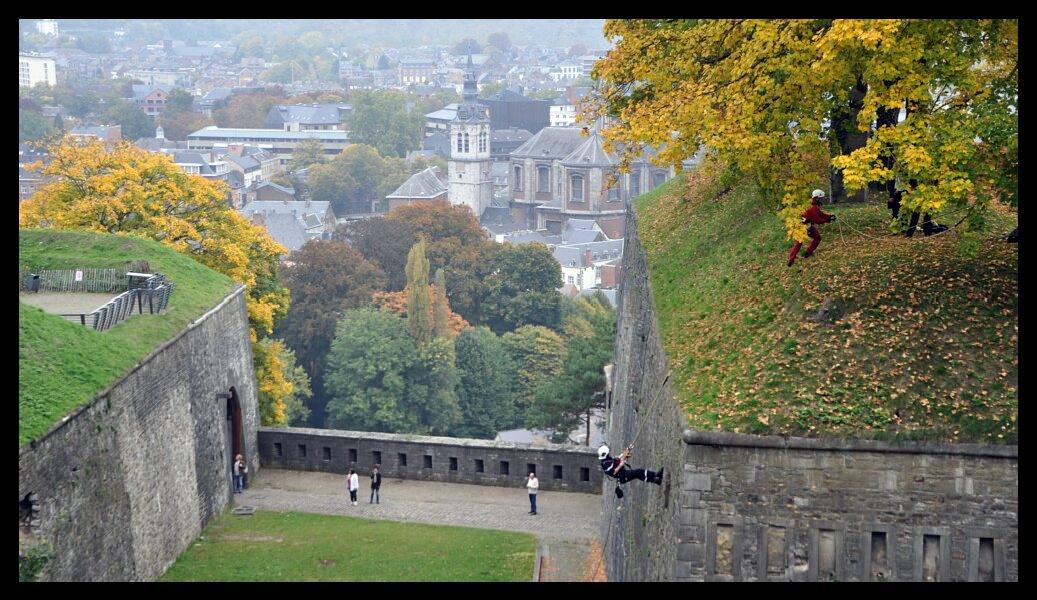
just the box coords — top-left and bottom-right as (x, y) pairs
(608, 179), (621, 201)
(398, 452), (407, 467)
(348, 448), (358, 463)
(630, 172), (640, 197)
(457, 132), (463, 152)
(449, 457), (458, 471)
(463, 132), (470, 153)
(571, 174), (584, 201)
(553, 465), (563, 479)
(653, 171), (667, 188)
(273, 442), (282, 457)
(298, 444), (307, 458)
(499, 460), (510, 476)
(475, 459), (485, 473)
(514, 166), (523, 191)
(423, 454), (433, 469)
(322, 447), (332, 461)
(479, 131), (487, 153)
(373, 451), (382, 465)
(537, 166), (550, 192)
(527, 463), (536, 475)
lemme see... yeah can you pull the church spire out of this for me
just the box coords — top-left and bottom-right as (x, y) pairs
(462, 43), (478, 104)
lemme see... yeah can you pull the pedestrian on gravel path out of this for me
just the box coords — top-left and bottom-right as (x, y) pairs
(526, 472), (539, 515)
(370, 465), (382, 504)
(348, 469), (359, 506)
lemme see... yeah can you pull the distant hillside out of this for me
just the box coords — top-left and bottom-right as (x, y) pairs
(19, 229), (235, 446)
(635, 171), (1017, 443)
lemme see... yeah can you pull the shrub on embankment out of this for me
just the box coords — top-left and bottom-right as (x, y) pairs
(19, 228), (234, 445)
(634, 169), (1017, 443)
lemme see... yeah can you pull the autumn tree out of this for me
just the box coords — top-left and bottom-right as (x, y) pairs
(158, 109), (212, 141)
(590, 19), (1018, 248)
(405, 238), (434, 346)
(166, 88), (194, 112)
(276, 239), (386, 425)
(214, 89), (285, 128)
(334, 215), (416, 290)
(19, 137), (304, 426)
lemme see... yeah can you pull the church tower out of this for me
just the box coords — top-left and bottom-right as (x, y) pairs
(448, 51), (492, 218)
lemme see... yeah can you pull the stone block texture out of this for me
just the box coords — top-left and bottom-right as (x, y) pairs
(258, 427), (602, 494)
(606, 209), (1018, 582)
(18, 287), (259, 581)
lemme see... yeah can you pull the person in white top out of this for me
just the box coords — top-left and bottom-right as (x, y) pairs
(526, 472), (539, 515)
(348, 469), (360, 506)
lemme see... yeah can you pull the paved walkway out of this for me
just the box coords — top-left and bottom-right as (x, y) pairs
(20, 291), (117, 315)
(239, 469), (603, 581)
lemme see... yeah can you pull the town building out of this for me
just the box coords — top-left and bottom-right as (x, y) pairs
(385, 166), (448, 211)
(550, 97), (577, 127)
(481, 88), (551, 134)
(69, 125), (122, 144)
(35, 19), (59, 37)
(132, 84), (171, 117)
(239, 198), (336, 253)
(19, 54), (57, 88)
(263, 103), (352, 131)
(398, 58), (436, 84)
(186, 126), (350, 165)
(447, 54), (493, 219)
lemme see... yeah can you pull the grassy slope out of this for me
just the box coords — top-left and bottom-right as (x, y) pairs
(635, 173), (1017, 443)
(161, 510), (537, 582)
(19, 229), (235, 446)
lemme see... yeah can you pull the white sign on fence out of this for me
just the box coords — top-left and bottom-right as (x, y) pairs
(75, 270), (83, 282)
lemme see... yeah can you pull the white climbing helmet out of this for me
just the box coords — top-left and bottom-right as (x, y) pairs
(811, 189), (826, 199)
(597, 445), (610, 460)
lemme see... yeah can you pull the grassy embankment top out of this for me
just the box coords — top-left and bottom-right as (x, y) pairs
(19, 229), (235, 447)
(634, 172), (1017, 444)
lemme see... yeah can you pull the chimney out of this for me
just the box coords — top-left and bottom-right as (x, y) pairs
(228, 143), (243, 156)
(583, 249), (593, 267)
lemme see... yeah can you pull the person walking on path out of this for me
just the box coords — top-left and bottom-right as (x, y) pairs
(526, 472), (539, 515)
(348, 469), (360, 506)
(370, 465), (382, 504)
(233, 454), (247, 494)
(788, 189), (837, 267)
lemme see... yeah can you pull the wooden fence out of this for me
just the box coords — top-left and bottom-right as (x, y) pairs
(19, 268), (124, 294)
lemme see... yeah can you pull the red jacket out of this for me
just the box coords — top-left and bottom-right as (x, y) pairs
(802, 200), (834, 225)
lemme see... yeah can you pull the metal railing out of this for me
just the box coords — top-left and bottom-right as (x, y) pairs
(55, 273), (175, 332)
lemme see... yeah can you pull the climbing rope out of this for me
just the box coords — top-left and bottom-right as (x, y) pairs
(590, 371), (671, 580)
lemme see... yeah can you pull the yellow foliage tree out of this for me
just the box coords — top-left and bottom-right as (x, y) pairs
(590, 19), (1017, 244)
(19, 136), (301, 425)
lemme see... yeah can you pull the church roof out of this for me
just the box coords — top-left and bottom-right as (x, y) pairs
(386, 166), (448, 199)
(510, 127), (585, 159)
(561, 130), (617, 167)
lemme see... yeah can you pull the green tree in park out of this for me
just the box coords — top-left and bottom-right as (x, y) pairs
(433, 268), (451, 340)
(483, 243), (563, 334)
(309, 144), (408, 216)
(501, 325), (566, 426)
(347, 90), (424, 158)
(102, 100), (155, 141)
(453, 326), (519, 438)
(289, 138), (326, 171)
(166, 88), (195, 113)
(527, 292), (616, 443)
(19, 110), (55, 143)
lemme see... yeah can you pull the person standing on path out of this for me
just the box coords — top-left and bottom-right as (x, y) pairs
(348, 469), (360, 506)
(526, 472), (539, 515)
(233, 454), (246, 493)
(370, 465), (382, 504)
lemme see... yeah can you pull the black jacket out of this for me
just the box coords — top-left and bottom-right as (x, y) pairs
(371, 472), (382, 489)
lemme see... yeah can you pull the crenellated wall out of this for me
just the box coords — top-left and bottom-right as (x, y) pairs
(606, 209), (1018, 581)
(258, 427), (602, 494)
(18, 286), (259, 582)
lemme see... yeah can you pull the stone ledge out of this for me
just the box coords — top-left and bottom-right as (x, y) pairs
(682, 429), (1017, 458)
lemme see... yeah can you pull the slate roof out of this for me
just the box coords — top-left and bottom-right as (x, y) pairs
(425, 103), (459, 121)
(554, 239), (625, 266)
(131, 84), (173, 100)
(253, 181), (298, 196)
(240, 200), (333, 221)
(561, 130), (617, 167)
(135, 137), (188, 152)
(225, 154), (261, 171)
(226, 170), (245, 188)
(491, 128), (533, 144)
(510, 127), (585, 159)
(266, 103), (350, 127)
(386, 166), (448, 199)
(259, 212), (316, 252)
(166, 150), (223, 175)
(500, 230), (553, 246)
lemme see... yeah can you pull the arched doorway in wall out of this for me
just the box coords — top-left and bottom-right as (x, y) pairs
(225, 386), (244, 494)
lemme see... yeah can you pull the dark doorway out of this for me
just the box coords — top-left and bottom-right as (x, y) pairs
(225, 386), (244, 494)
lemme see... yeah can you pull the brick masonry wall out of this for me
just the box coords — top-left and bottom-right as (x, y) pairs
(258, 427), (602, 494)
(18, 286), (259, 582)
(608, 209), (1018, 582)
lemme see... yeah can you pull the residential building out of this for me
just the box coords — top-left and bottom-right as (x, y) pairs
(195, 87), (234, 116)
(69, 125), (122, 143)
(553, 239), (624, 291)
(481, 88), (551, 134)
(398, 58), (436, 84)
(425, 103), (458, 136)
(135, 125), (189, 152)
(549, 62), (582, 82)
(239, 198), (336, 252)
(253, 180), (297, 203)
(385, 166), (448, 211)
(132, 84), (172, 117)
(161, 149), (229, 181)
(124, 68), (190, 88)
(263, 103), (352, 131)
(186, 126), (350, 164)
(19, 54), (56, 88)
(550, 97), (577, 127)
(447, 54), (493, 219)
(19, 166), (43, 201)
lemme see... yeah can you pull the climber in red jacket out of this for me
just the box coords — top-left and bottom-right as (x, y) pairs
(788, 189), (837, 267)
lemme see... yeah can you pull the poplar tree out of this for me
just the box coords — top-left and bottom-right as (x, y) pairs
(405, 238), (433, 345)
(432, 268), (450, 340)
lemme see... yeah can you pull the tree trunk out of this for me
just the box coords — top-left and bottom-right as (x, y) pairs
(585, 409), (591, 447)
(875, 90), (902, 216)
(830, 76), (870, 203)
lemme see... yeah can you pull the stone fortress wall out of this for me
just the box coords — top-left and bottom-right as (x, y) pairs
(258, 427), (602, 494)
(18, 286), (259, 582)
(604, 209), (1018, 581)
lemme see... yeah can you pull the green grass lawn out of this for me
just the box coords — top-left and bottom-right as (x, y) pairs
(19, 229), (235, 446)
(161, 510), (537, 582)
(635, 168), (1017, 443)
